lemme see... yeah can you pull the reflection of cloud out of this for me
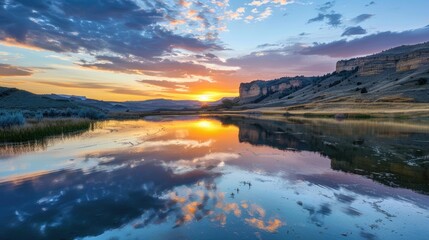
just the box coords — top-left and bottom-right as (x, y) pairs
(0, 159), (219, 240)
(164, 152), (240, 173)
(300, 202), (332, 226)
(168, 187), (283, 233)
(223, 203), (241, 217)
(180, 201), (202, 224)
(245, 218), (283, 232)
(192, 152), (240, 163)
(249, 204), (266, 218)
(141, 139), (213, 149)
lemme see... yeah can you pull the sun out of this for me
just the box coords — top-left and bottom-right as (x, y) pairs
(198, 94), (211, 102)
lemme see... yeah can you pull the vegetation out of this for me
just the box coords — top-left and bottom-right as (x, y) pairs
(0, 112), (26, 129)
(0, 118), (92, 143)
(220, 99), (238, 109)
(0, 107), (103, 143)
(417, 78), (427, 85)
(78, 108), (106, 120)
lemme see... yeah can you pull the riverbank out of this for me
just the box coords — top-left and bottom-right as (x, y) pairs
(105, 102), (429, 120)
(0, 118), (92, 143)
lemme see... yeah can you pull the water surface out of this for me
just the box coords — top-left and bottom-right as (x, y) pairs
(1, 116), (429, 240)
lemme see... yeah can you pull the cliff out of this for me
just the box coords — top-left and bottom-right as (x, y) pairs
(336, 42), (429, 76)
(237, 42), (429, 106)
(239, 76), (314, 104)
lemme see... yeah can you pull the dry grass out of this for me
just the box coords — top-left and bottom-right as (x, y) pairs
(225, 102), (429, 119)
(0, 118), (92, 143)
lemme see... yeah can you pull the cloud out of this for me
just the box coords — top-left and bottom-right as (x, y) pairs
(301, 26), (429, 58)
(79, 54), (233, 80)
(36, 80), (167, 97)
(351, 14), (374, 24)
(365, 1), (375, 7)
(226, 44), (336, 78)
(341, 26), (367, 37)
(0, 63), (33, 77)
(249, 0), (290, 7)
(0, 1), (222, 60)
(308, 13), (342, 27)
(256, 7), (273, 21)
(318, 1), (336, 12)
(257, 43), (280, 48)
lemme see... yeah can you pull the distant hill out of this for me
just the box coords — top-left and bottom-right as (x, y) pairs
(237, 42), (429, 108)
(0, 87), (79, 110)
(0, 88), (207, 113)
(47, 94), (203, 112)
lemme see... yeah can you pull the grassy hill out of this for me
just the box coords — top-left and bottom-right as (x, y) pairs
(0, 87), (79, 110)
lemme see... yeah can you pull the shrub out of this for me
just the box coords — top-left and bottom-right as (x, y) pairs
(328, 80), (341, 88)
(78, 108), (106, 120)
(0, 112), (26, 129)
(356, 82), (362, 86)
(361, 87), (368, 94)
(35, 111), (44, 122)
(417, 78), (427, 85)
(221, 99), (234, 108)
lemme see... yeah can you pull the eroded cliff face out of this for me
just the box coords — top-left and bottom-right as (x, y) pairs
(239, 77), (310, 103)
(336, 43), (429, 76)
(237, 42), (429, 105)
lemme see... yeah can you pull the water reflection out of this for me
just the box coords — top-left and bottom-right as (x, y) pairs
(0, 116), (428, 240)
(216, 116), (429, 194)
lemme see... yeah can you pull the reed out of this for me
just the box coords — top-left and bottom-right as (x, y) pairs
(0, 118), (92, 143)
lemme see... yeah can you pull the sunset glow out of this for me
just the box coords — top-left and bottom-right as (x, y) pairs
(197, 94), (212, 102)
(1, 0), (429, 101)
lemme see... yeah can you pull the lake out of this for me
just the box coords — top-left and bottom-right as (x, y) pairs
(1, 116), (429, 240)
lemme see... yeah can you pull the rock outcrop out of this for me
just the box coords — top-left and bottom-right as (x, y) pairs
(239, 77), (313, 104)
(336, 42), (429, 76)
(237, 42), (429, 106)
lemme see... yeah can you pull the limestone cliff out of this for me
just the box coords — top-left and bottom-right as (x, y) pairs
(336, 42), (429, 76)
(239, 77), (313, 104)
(237, 42), (429, 106)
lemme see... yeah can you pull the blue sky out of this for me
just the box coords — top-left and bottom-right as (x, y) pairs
(0, 0), (428, 101)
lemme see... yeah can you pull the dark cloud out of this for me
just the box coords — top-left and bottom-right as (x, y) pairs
(318, 1), (336, 12)
(308, 13), (342, 27)
(365, 1), (376, 7)
(36, 81), (166, 97)
(0, 63), (33, 76)
(0, 0), (222, 61)
(301, 26), (429, 57)
(225, 45), (336, 78)
(308, 1), (342, 28)
(341, 26), (367, 36)
(257, 43), (280, 48)
(351, 14), (374, 24)
(80, 55), (231, 78)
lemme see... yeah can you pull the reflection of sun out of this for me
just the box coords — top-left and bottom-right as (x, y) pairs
(196, 120), (214, 129)
(198, 95), (210, 102)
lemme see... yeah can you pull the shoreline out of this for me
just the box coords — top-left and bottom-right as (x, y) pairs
(105, 102), (429, 120)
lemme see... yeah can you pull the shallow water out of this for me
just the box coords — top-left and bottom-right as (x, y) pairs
(1, 116), (429, 240)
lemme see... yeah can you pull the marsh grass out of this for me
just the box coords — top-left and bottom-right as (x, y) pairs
(0, 118), (92, 143)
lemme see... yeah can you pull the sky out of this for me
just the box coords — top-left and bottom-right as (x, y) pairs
(0, 0), (429, 101)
